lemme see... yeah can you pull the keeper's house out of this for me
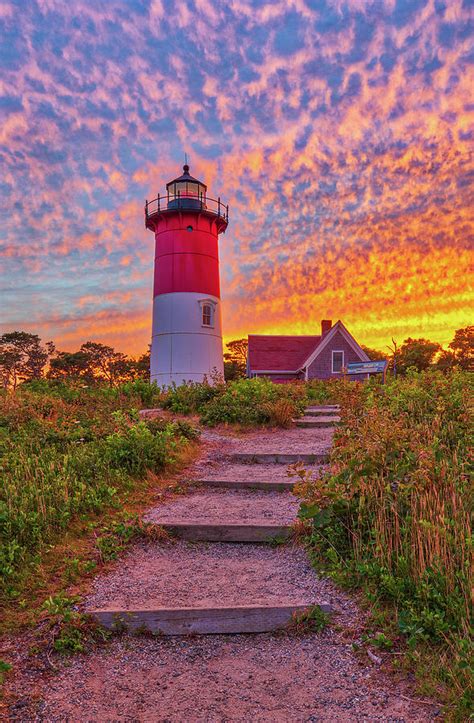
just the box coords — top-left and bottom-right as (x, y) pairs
(247, 320), (369, 382)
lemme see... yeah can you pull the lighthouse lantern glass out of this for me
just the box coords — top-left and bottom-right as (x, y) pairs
(172, 181), (203, 199)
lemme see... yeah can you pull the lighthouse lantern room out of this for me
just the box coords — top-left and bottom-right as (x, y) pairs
(145, 165), (229, 386)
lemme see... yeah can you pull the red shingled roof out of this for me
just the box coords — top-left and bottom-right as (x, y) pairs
(248, 335), (321, 372)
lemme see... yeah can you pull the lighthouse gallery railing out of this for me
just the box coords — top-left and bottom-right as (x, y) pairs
(145, 192), (229, 224)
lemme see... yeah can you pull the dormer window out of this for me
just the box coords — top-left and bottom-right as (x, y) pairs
(199, 299), (216, 328)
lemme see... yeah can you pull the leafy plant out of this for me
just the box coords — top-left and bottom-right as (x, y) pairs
(0, 382), (191, 594)
(0, 659), (12, 684)
(296, 369), (473, 717)
(291, 605), (331, 632)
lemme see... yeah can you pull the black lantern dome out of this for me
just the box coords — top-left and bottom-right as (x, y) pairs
(166, 164), (207, 210)
(145, 164), (228, 231)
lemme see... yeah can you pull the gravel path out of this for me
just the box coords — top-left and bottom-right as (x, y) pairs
(6, 417), (439, 721)
(186, 461), (326, 483)
(29, 634), (438, 722)
(144, 488), (299, 525)
(199, 427), (333, 456)
(83, 541), (339, 611)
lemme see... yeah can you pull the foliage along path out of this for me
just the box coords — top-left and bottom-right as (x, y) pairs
(10, 407), (440, 721)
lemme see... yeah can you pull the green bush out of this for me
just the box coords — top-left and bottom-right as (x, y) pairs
(0, 382), (190, 594)
(296, 370), (473, 716)
(162, 376), (307, 427)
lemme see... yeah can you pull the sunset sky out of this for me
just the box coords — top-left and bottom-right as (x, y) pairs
(1, 0), (473, 356)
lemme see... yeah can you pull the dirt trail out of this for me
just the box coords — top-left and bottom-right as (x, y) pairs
(7, 417), (440, 721)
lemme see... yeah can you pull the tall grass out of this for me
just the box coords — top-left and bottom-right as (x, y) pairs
(296, 370), (472, 716)
(0, 380), (194, 595)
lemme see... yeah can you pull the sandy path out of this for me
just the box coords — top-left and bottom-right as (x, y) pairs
(7, 418), (440, 721)
(82, 541), (341, 611)
(25, 634), (437, 722)
(145, 488), (299, 525)
(186, 461), (325, 483)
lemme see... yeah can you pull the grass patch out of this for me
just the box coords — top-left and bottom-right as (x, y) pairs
(290, 605), (331, 633)
(161, 376), (307, 426)
(296, 370), (473, 720)
(0, 380), (200, 634)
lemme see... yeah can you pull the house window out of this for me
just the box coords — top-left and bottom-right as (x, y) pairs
(332, 350), (344, 373)
(202, 304), (212, 327)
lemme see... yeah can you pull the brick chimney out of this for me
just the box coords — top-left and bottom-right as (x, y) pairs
(321, 319), (332, 336)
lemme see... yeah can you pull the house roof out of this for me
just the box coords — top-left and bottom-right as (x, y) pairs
(248, 321), (370, 373)
(248, 335), (321, 372)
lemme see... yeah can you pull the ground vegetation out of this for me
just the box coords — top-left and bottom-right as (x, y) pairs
(0, 379), (196, 606)
(294, 369), (473, 718)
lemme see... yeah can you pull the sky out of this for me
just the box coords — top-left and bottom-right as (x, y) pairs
(0, 0), (473, 356)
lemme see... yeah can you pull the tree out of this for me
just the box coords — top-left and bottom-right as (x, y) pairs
(397, 337), (441, 374)
(131, 349), (151, 380)
(224, 338), (248, 380)
(436, 349), (456, 372)
(48, 350), (92, 381)
(360, 345), (387, 361)
(0, 331), (54, 389)
(79, 341), (133, 385)
(448, 325), (473, 371)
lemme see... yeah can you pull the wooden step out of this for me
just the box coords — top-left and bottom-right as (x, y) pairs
(296, 416), (340, 428)
(304, 408), (340, 417)
(230, 452), (329, 465)
(89, 602), (332, 635)
(306, 405), (339, 409)
(193, 479), (296, 492)
(156, 522), (293, 542)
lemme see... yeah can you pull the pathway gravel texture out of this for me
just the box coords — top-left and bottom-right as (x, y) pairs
(197, 427), (333, 458)
(20, 633), (438, 721)
(186, 461), (326, 484)
(6, 418), (439, 721)
(83, 541), (337, 611)
(145, 488), (299, 525)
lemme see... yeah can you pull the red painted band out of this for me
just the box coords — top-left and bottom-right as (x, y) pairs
(152, 215), (221, 297)
(155, 230), (219, 259)
(154, 253), (220, 297)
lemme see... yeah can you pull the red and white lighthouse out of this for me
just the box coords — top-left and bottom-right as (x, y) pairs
(145, 165), (228, 386)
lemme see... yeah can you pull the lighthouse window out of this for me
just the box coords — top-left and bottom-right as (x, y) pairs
(186, 225), (193, 232)
(202, 304), (212, 327)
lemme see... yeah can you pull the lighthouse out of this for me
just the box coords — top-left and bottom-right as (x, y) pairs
(145, 165), (229, 386)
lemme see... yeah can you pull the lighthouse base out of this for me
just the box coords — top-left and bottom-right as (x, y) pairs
(150, 292), (224, 388)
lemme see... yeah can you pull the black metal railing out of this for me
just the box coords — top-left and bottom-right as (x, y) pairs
(145, 192), (229, 223)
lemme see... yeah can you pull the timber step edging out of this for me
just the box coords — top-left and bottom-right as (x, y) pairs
(192, 479), (296, 492)
(88, 602), (332, 635)
(303, 410), (340, 417)
(154, 522), (293, 542)
(305, 405), (340, 411)
(295, 417), (340, 428)
(230, 452), (329, 465)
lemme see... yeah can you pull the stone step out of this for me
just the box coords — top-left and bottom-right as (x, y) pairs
(230, 452), (329, 465)
(194, 479), (296, 492)
(156, 522), (293, 543)
(89, 602), (332, 636)
(295, 416), (340, 428)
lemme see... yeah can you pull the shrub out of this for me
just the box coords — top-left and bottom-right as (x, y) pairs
(296, 370), (473, 716)
(0, 381), (191, 594)
(162, 376), (307, 427)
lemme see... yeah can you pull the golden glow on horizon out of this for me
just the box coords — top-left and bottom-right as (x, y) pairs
(0, 0), (472, 355)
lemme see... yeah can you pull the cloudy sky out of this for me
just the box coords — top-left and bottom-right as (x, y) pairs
(1, 0), (472, 355)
